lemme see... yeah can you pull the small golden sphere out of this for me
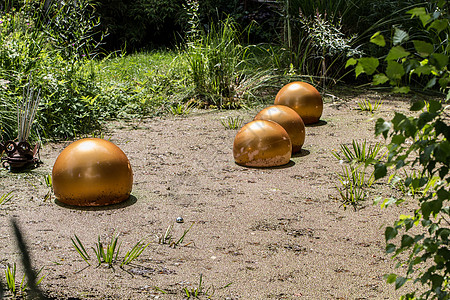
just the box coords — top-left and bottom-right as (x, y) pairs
(254, 105), (305, 153)
(233, 120), (292, 167)
(52, 138), (133, 206)
(274, 81), (323, 124)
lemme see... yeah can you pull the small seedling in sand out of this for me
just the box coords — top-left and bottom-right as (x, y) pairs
(356, 98), (382, 113)
(43, 174), (52, 202)
(4, 262), (45, 297)
(71, 234), (149, 269)
(183, 274), (232, 299)
(158, 222), (194, 248)
(220, 116), (243, 130)
(0, 191), (13, 205)
(332, 140), (385, 164)
(336, 164), (374, 210)
(169, 102), (194, 115)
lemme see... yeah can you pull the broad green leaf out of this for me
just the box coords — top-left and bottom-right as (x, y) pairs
(386, 244), (396, 253)
(401, 235), (414, 248)
(439, 77), (450, 89)
(393, 27), (409, 46)
(346, 58), (357, 68)
(386, 61), (405, 80)
(414, 65), (433, 76)
(407, 7), (431, 26)
(430, 53), (449, 70)
(428, 100), (442, 114)
(413, 40), (434, 57)
(410, 100), (425, 111)
(395, 276), (408, 290)
(357, 57), (379, 76)
(386, 273), (397, 284)
(375, 163), (387, 180)
(425, 77), (437, 89)
(391, 134), (406, 144)
(370, 32), (386, 47)
(373, 74), (389, 85)
(355, 63), (364, 78)
(392, 86), (410, 94)
(375, 118), (391, 138)
(386, 46), (410, 61)
(385, 226), (398, 241)
(428, 19), (449, 33)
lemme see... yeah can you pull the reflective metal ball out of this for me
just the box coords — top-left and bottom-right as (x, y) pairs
(176, 217), (184, 223)
(254, 105), (305, 153)
(233, 120), (292, 167)
(274, 81), (323, 124)
(52, 138), (133, 206)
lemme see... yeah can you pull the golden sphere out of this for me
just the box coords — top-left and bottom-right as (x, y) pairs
(274, 81), (323, 124)
(254, 105), (305, 153)
(52, 138), (133, 206)
(233, 120), (292, 167)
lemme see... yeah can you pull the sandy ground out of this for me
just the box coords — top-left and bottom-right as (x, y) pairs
(0, 90), (423, 299)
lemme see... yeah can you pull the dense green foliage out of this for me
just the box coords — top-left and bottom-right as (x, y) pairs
(349, 1), (450, 298)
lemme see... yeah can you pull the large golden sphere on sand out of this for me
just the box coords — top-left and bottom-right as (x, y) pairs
(233, 120), (292, 167)
(52, 138), (133, 206)
(274, 81), (323, 124)
(254, 105), (305, 153)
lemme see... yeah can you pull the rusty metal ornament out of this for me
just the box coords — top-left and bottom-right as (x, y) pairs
(52, 138), (133, 206)
(254, 105), (305, 153)
(1, 140), (40, 171)
(233, 120), (292, 167)
(274, 81), (323, 124)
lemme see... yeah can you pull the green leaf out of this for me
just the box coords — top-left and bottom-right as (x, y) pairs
(386, 46), (410, 61)
(391, 134), (406, 145)
(375, 163), (387, 180)
(428, 100), (442, 114)
(411, 100), (425, 111)
(385, 226), (398, 241)
(430, 53), (449, 70)
(386, 273), (397, 284)
(357, 57), (379, 76)
(392, 86), (410, 94)
(413, 40), (434, 57)
(425, 77), (437, 89)
(375, 118), (391, 138)
(373, 74), (389, 85)
(386, 61), (405, 80)
(346, 58), (357, 68)
(428, 19), (448, 34)
(438, 77), (450, 89)
(386, 243), (396, 253)
(393, 27), (409, 46)
(395, 276), (408, 290)
(413, 65), (433, 76)
(401, 235), (414, 248)
(407, 7), (431, 26)
(370, 32), (386, 47)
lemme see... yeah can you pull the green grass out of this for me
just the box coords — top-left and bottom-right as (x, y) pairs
(220, 116), (244, 130)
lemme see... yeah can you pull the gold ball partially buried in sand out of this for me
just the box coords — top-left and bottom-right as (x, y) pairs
(274, 81), (323, 124)
(233, 120), (292, 167)
(254, 105), (305, 153)
(52, 138), (133, 206)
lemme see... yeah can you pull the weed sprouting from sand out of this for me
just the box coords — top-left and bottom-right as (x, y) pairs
(182, 274), (232, 299)
(332, 139), (385, 164)
(168, 102), (195, 115)
(356, 98), (382, 113)
(4, 263), (45, 297)
(0, 191), (13, 205)
(71, 234), (149, 270)
(220, 116), (243, 130)
(158, 222), (194, 248)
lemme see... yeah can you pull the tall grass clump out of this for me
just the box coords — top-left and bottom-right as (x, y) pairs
(183, 0), (272, 108)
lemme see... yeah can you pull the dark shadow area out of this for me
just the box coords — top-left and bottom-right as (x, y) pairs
(54, 195), (137, 211)
(305, 120), (327, 127)
(235, 160), (296, 170)
(292, 149), (310, 158)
